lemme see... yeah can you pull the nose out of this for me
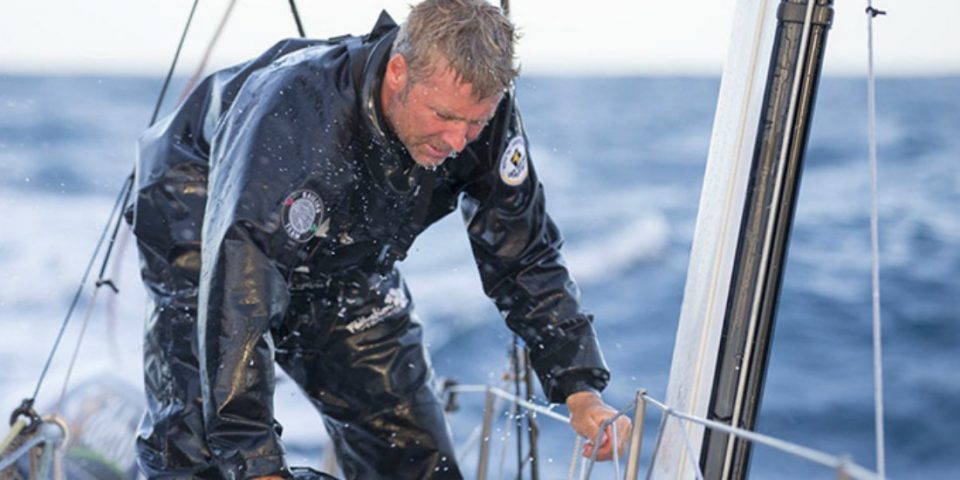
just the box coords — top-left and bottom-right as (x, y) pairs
(440, 123), (469, 154)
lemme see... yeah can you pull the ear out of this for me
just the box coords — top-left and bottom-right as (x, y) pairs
(384, 53), (408, 92)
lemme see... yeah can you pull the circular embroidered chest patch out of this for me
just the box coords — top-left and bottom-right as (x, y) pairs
(499, 135), (529, 186)
(281, 190), (324, 242)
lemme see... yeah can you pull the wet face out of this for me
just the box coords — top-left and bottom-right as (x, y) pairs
(381, 54), (503, 168)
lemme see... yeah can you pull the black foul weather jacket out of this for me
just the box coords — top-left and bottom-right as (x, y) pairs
(130, 12), (609, 479)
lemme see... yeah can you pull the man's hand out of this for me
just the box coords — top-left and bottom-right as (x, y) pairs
(566, 390), (632, 461)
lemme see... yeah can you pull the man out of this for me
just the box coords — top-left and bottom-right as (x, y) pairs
(129, 1), (629, 478)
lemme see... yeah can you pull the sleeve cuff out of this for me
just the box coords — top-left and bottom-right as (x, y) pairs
(528, 314), (610, 403)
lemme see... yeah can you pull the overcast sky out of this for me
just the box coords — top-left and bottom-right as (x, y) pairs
(0, 0), (957, 76)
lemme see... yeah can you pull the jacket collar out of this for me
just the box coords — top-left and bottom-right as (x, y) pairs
(356, 13), (424, 194)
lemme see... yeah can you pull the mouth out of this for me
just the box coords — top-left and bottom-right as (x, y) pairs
(421, 144), (450, 164)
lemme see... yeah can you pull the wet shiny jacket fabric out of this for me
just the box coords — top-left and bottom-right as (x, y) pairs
(130, 12), (609, 479)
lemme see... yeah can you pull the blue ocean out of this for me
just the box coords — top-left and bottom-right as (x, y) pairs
(0, 74), (957, 479)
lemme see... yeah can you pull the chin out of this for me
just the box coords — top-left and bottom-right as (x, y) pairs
(414, 158), (445, 169)
(413, 153), (446, 168)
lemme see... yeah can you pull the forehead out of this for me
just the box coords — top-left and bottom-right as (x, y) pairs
(413, 60), (503, 117)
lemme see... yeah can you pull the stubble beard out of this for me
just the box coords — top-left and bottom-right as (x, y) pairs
(386, 93), (447, 168)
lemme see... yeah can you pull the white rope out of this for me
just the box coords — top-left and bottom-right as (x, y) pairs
(642, 396), (879, 480)
(578, 399), (637, 479)
(0, 420), (66, 476)
(452, 383), (882, 479)
(456, 420), (485, 461)
(448, 384), (569, 423)
(0, 434), (45, 470)
(0, 419), (27, 452)
(56, 287), (102, 413)
(457, 393), (505, 461)
(672, 412), (705, 480)
(865, 2), (887, 478)
(643, 412), (670, 480)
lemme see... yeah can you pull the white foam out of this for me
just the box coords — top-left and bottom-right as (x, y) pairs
(401, 210), (671, 348)
(563, 212), (669, 282)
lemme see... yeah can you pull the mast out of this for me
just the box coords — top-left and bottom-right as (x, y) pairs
(655, 1), (834, 478)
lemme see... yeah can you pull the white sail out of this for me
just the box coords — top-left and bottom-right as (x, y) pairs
(654, 1), (780, 478)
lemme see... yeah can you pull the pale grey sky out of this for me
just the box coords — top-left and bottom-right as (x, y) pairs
(0, 0), (956, 76)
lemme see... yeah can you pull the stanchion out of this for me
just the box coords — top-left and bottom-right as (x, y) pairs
(476, 386), (496, 480)
(624, 389), (647, 480)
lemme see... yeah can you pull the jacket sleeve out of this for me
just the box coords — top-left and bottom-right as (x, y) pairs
(198, 63), (347, 478)
(460, 96), (610, 404)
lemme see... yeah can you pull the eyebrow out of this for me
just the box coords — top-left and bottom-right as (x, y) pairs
(433, 108), (494, 126)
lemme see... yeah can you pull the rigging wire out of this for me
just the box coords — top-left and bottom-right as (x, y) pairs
(104, 226), (132, 364)
(102, 0), (212, 360)
(499, 3), (533, 477)
(864, 2), (887, 478)
(113, 0), (241, 357)
(95, 174), (135, 289)
(12, 0), (200, 420)
(288, 0), (307, 38)
(26, 175), (133, 403)
(18, 0), (307, 414)
(56, 178), (135, 413)
(56, 284), (104, 413)
(150, 0), (200, 127)
(177, 0), (239, 105)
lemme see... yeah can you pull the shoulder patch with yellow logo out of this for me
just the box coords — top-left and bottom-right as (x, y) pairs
(499, 135), (528, 186)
